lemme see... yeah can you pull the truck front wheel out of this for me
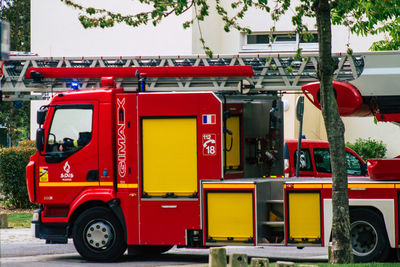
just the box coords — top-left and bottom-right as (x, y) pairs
(350, 208), (389, 262)
(72, 207), (126, 262)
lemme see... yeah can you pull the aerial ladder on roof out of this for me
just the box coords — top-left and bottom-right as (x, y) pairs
(0, 52), (364, 101)
(1, 51), (400, 106)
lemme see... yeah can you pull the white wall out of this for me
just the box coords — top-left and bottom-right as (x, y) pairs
(31, 0), (193, 57)
(343, 117), (400, 158)
(30, 100), (48, 139)
(194, 3), (384, 54)
(31, 1), (386, 60)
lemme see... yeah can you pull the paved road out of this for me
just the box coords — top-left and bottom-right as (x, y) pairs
(1, 228), (328, 266)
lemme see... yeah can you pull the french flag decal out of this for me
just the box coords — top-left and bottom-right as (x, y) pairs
(202, 114), (216, 125)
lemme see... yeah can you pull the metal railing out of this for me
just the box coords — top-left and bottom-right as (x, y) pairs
(1, 52), (368, 101)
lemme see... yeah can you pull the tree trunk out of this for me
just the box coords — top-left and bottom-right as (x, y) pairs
(315, 0), (353, 263)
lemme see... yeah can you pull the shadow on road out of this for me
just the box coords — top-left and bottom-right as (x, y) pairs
(45, 252), (209, 266)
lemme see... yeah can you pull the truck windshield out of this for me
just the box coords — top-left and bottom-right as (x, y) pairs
(314, 148), (363, 175)
(47, 106), (93, 153)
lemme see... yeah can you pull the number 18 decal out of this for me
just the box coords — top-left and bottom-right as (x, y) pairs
(202, 134), (217, 156)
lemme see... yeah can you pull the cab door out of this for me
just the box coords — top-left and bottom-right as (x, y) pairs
(37, 103), (99, 205)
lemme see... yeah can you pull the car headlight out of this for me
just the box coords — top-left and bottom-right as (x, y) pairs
(32, 211), (40, 222)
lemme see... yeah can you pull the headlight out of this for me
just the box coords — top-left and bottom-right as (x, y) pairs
(32, 211), (40, 222)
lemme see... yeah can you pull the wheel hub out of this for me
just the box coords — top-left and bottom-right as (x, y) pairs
(85, 221), (113, 249)
(351, 221), (378, 256)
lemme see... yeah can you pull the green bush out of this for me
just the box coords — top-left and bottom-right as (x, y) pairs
(17, 140), (36, 147)
(0, 144), (36, 208)
(346, 138), (387, 161)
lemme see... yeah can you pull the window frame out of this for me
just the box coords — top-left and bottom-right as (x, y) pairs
(45, 104), (94, 163)
(241, 31), (318, 52)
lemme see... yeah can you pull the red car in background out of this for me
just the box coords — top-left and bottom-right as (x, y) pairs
(284, 139), (367, 177)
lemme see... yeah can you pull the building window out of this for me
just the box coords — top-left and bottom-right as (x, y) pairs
(242, 32), (318, 52)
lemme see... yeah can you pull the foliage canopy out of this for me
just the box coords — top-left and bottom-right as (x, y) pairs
(0, 0), (31, 145)
(346, 138), (387, 161)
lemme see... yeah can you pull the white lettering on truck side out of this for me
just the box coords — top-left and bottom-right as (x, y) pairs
(117, 98), (127, 178)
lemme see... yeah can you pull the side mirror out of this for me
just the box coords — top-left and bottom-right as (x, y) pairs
(361, 163), (368, 176)
(37, 108), (48, 125)
(36, 128), (45, 151)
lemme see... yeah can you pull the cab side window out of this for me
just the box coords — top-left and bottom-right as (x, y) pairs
(293, 149), (313, 171)
(47, 106), (93, 154)
(313, 149), (363, 175)
(313, 149), (332, 173)
(346, 152), (362, 175)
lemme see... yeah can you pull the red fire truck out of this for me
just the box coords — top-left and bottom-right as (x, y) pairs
(26, 65), (285, 261)
(25, 52), (400, 263)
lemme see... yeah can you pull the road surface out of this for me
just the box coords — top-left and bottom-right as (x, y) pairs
(1, 228), (328, 266)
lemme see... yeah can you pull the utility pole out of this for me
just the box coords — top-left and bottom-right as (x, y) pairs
(0, 20), (10, 102)
(0, 20), (9, 60)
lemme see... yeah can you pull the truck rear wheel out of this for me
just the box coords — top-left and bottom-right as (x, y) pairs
(72, 207), (126, 262)
(350, 208), (389, 262)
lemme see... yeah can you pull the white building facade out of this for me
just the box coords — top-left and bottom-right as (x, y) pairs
(31, 0), (400, 157)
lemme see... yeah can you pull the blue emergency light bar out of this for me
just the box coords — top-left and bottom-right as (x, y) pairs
(71, 81), (80, 90)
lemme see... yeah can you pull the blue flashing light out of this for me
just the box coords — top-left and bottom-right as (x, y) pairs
(71, 81), (79, 90)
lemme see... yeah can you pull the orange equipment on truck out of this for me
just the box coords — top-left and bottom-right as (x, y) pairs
(24, 52), (400, 263)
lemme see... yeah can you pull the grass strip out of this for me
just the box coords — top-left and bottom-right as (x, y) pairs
(7, 213), (32, 228)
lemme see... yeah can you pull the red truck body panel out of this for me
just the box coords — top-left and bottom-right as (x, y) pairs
(26, 66), (254, 79)
(368, 158), (400, 180)
(301, 81), (371, 117)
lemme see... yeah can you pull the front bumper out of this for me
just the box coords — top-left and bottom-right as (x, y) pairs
(31, 209), (69, 244)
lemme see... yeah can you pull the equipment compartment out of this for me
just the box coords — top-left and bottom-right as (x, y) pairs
(203, 182), (255, 245)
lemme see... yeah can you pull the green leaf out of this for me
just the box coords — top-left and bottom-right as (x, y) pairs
(86, 7), (96, 15)
(347, 47), (353, 56)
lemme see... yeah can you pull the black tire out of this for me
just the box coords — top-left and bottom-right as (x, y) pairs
(72, 207), (126, 262)
(350, 208), (390, 262)
(128, 245), (173, 256)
